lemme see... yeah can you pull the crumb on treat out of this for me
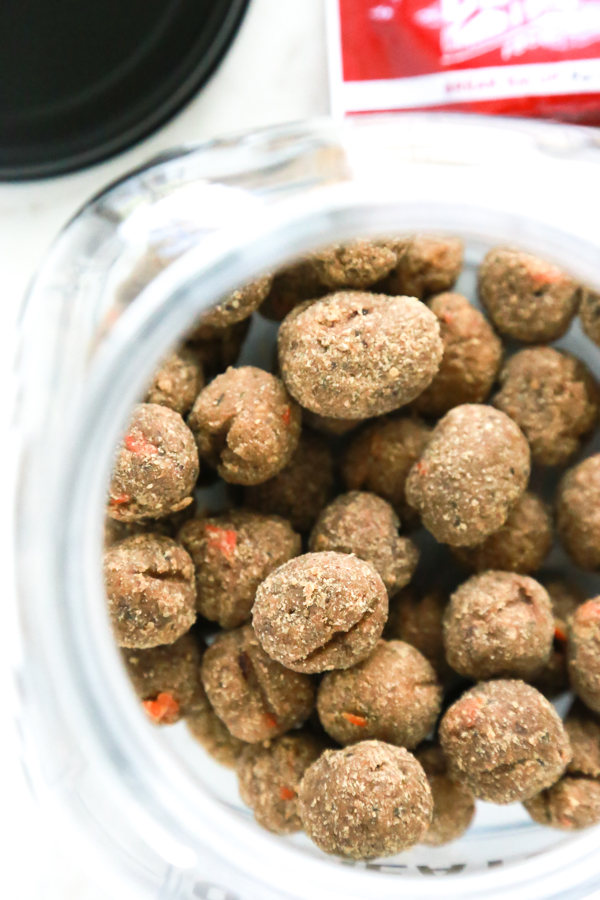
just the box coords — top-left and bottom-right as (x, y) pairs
(415, 743), (475, 846)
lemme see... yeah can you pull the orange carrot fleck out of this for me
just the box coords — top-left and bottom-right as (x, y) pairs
(264, 712), (279, 729)
(458, 696), (485, 729)
(555, 625), (568, 643)
(280, 786), (296, 801)
(143, 692), (180, 725)
(205, 525), (237, 559)
(110, 493), (131, 505)
(415, 461), (427, 475)
(282, 406), (291, 426)
(342, 712), (367, 727)
(125, 430), (158, 456)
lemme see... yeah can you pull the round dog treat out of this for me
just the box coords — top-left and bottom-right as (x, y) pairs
(186, 696), (247, 768)
(122, 632), (204, 725)
(385, 587), (449, 679)
(144, 348), (204, 416)
(186, 319), (250, 377)
(413, 293), (503, 417)
(178, 511), (301, 628)
(317, 640), (442, 748)
(188, 367), (301, 485)
(382, 235), (464, 300)
(197, 275), (273, 328)
(108, 404), (199, 522)
(452, 492), (552, 575)
(566, 700), (600, 778)
(253, 552), (388, 673)
(260, 259), (327, 322)
(568, 599), (600, 713)
(244, 433), (334, 532)
(278, 291), (443, 419)
(342, 416), (431, 529)
(524, 777), (600, 831)
(303, 409), (364, 437)
(405, 405), (530, 547)
(104, 534), (196, 649)
(201, 624), (315, 743)
(530, 579), (584, 698)
(557, 455), (600, 570)
(298, 741), (433, 860)
(237, 733), (325, 835)
(478, 247), (580, 343)
(415, 743), (475, 846)
(311, 240), (398, 290)
(579, 288), (600, 347)
(444, 572), (554, 680)
(493, 348), (599, 467)
(439, 680), (571, 803)
(309, 492), (419, 596)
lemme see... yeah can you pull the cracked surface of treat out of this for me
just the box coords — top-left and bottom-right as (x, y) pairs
(278, 291), (443, 419)
(260, 259), (327, 321)
(298, 740), (433, 860)
(381, 235), (464, 299)
(452, 492), (552, 574)
(188, 367), (301, 485)
(122, 632), (205, 725)
(144, 348), (204, 416)
(385, 587), (450, 679)
(252, 552), (388, 673)
(104, 534), (197, 648)
(568, 599), (600, 713)
(201, 624), (315, 742)
(309, 492), (419, 596)
(244, 433), (334, 532)
(237, 733), (325, 835)
(579, 288), (600, 347)
(413, 292), (503, 416)
(197, 275), (273, 328)
(311, 240), (397, 290)
(405, 404), (530, 547)
(342, 416), (431, 530)
(415, 743), (476, 846)
(493, 348), (599, 466)
(439, 680), (571, 803)
(186, 695), (247, 768)
(186, 320), (250, 377)
(524, 778), (600, 831)
(444, 572), (554, 680)
(478, 248), (580, 343)
(108, 403), (199, 522)
(177, 511), (300, 629)
(557, 455), (600, 570)
(317, 640), (442, 748)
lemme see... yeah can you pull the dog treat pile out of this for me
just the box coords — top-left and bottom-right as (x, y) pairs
(105, 237), (600, 861)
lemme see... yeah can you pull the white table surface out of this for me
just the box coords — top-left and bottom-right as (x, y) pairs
(1, 2), (329, 897)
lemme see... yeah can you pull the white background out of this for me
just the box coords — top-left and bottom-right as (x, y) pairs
(1, 1), (329, 897)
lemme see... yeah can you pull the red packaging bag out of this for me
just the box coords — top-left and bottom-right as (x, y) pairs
(327, 0), (600, 123)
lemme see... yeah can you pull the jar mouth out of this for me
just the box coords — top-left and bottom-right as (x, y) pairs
(18, 116), (600, 900)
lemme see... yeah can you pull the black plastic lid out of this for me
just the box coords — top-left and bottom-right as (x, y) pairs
(0, 0), (250, 180)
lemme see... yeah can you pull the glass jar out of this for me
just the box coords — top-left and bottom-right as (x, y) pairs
(15, 114), (600, 900)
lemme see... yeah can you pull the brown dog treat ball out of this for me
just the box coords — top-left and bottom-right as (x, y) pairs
(566, 700), (600, 777)
(122, 632), (204, 725)
(178, 511), (300, 629)
(104, 534), (196, 649)
(382, 235), (464, 299)
(260, 259), (327, 322)
(186, 320), (250, 377)
(201, 624), (315, 743)
(298, 741), (433, 860)
(415, 743), (475, 846)
(309, 492), (419, 596)
(413, 293), (503, 417)
(278, 291), (443, 419)
(317, 640), (442, 749)
(342, 416), (431, 529)
(385, 587), (449, 679)
(568, 599), (600, 713)
(197, 275), (273, 329)
(144, 348), (204, 416)
(493, 348), (599, 467)
(452, 492), (553, 575)
(524, 778), (600, 831)
(546, 578), (585, 632)
(188, 367), (301, 485)
(253, 552), (388, 673)
(311, 241), (398, 290)
(186, 698), (247, 768)
(439, 680), (571, 804)
(244, 433), (334, 533)
(108, 404), (199, 522)
(530, 578), (583, 697)
(444, 572), (554, 680)
(237, 733), (325, 835)
(478, 248), (580, 343)
(579, 288), (600, 346)
(557, 456), (600, 570)
(405, 405), (530, 547)
(303, 409), (365, 437)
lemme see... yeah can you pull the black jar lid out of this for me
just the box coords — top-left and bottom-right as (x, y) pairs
(0, 0), (250, 180)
